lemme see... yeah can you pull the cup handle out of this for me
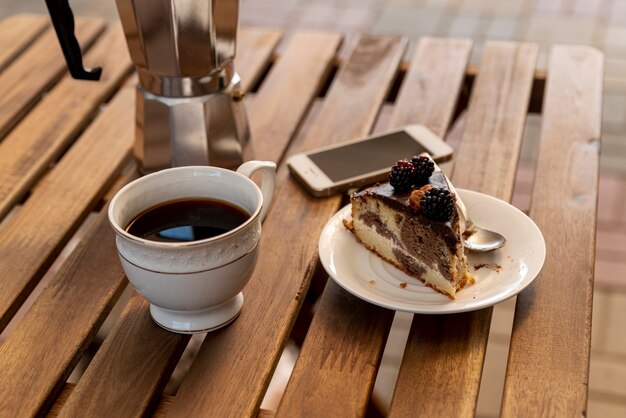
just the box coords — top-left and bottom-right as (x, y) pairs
(236, 161), (277, 222)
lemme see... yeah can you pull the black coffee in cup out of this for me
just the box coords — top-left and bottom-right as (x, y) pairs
(126, 198), (250, 242)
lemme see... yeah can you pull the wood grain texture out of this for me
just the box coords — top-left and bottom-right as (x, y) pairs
(0, 88), (134, 334)
(277, 282), (395, 417)
(50, 385), (276, 418)
(41, 29), (291, 418)
(501, 45), (603, 417)
(152, 396), (275, 418)
(236, 28), (282, 91)
(58, 295), (190, 418)
(453, 41), (539, 199)
(166, 35), (406, 418)
(0, 208), (129, 418)
(248, 31), (342, 163)
(295, 35), (407, 153)
(388, 41), (538, 418)
(389, 37), (472, 132)
(392, 311), (493, 417)
(0, 15), (48, 72)
(276, 37), (470, 418)
(0, 19), (106, 140)
(0, 25), (132, 220)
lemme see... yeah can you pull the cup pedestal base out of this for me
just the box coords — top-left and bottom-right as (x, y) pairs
(149, 293), (244, 334)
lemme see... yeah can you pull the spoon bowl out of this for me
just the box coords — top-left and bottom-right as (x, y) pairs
(453, 187), (508, 252)
(462, 223), (508, 252)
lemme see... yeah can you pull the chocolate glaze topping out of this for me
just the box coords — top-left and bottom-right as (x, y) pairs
(354, 172), (449, 210)
(353, 171), (459, 252)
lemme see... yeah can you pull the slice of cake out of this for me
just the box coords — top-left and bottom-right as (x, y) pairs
(346, 155), (473, 299)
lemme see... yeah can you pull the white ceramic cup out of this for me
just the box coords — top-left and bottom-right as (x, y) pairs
(108, 161), (276, 334)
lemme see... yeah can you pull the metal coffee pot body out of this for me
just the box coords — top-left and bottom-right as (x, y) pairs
(45, 0), (251, 172)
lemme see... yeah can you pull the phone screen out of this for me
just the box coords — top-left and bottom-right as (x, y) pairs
(308, 131), (429, 182)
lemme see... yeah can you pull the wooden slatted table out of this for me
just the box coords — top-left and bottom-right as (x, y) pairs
(0, 14), (603, 418)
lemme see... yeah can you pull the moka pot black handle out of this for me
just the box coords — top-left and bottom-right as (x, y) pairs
(44, 0), (102, 80)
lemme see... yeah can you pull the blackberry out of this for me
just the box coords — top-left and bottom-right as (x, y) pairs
(389, 160), (415, 192)
(410, 155), (435, 184)
(420, 187), (455, 221)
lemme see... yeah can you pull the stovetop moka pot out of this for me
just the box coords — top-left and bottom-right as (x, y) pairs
(45, 0), (251, 172)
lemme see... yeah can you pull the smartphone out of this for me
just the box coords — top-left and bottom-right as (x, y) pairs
(287, 124), (454, 197)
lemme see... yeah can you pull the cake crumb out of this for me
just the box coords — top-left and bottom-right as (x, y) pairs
(368, 280), (376, 286)
(473, 263), (502, 272)
(399, 282), (407, 288)
(342, 218), (354, 231)
(462, 227), (477, 239)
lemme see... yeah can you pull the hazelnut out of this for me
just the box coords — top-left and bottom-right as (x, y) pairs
(409, 184), (432, 212)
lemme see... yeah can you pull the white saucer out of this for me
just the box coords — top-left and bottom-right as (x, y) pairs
(318, 189), (546, 314)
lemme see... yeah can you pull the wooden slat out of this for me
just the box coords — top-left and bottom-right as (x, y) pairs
(0, 87), (134, 333)
(154, 397), (276, 418)
(166, 34), (406, 418)
(275, 37), (471, 417)
(388, 41), (538, 418)
(501, 45), (603, 417)
(49, 384), (276, 418)
(237, 28), (282, 91)
(0, 87), (135, 416)
(49, 30), (314, 418)
(292, 36), (406, 153)
(0, 15), (48, 72)
(281, 283), (395, 417)
(389, 38), (473, 131)
(453, 43), (541, 199)
(0, 209), (129, 418)
(58, 295), (190, 418)
(0, 19), (106, 140)
(0, 25), (133, 220)
(248, 32), (343, 163)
